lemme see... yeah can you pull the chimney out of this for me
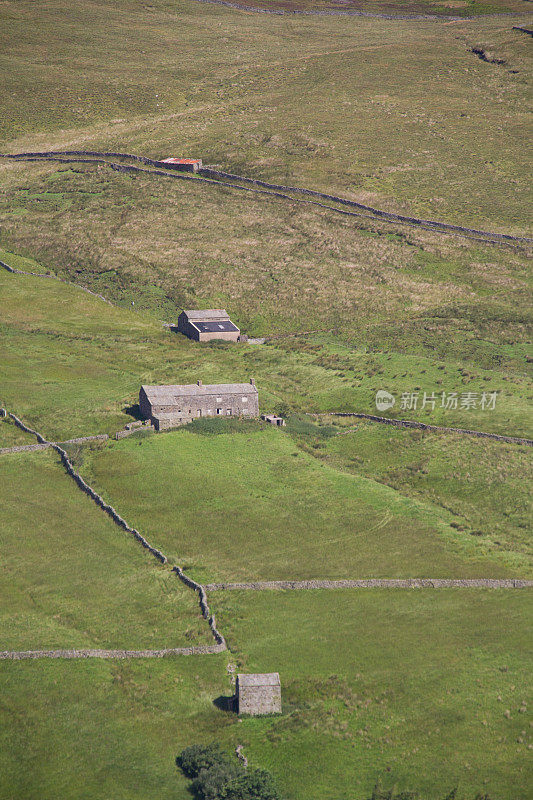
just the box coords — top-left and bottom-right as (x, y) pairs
(197, 380), (202, 386)
(250, 378), (255, 385)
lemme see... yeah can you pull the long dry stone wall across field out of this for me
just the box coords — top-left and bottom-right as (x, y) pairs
(205, 579), (533, 590)
(0, 434), (109, 456)
(0, 258), (113, 304)
(186, 0), (531, 21)
(5, 410), (226, 655)
(0, 645), (226, 660)
(323, 413), (533, 446)
(2, 152), (531, 245)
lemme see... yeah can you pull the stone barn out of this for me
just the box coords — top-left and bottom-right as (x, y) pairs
(177, 309), (240, 342)
(139, 379), (259, 430)
(160, 157), (202, 173)
(236, 673), (281, 716)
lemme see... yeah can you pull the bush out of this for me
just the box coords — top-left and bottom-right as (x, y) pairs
(176, 744), (228, 778)
(192, 761), (243, 800)
(185, 417), (262, 436)
(219, 768), (281, 800)
(176, 745), (281, 800)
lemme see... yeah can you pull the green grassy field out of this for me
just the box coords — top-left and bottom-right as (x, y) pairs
(297, 419), (532, 564)
(1, 268), (531, 441)
(0, 449), (212, 649)
(82, 425), (531, 580)
(0, 657), (235, 800)
(0, 0), (531, 797)
(209, 588), (533, 799)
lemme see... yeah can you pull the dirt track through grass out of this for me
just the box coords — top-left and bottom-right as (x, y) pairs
(188, 0), (532, 20)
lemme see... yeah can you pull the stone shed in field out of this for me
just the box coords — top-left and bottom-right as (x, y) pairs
(236, 673), (281, 716)
(139, 379), (259, 430)
(177, 309), (240, 342)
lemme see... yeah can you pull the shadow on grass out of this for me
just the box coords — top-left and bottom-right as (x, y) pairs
(123, 403), (143, 420)
(213, 694), (236, 713)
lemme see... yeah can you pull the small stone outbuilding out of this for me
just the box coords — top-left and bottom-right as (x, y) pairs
(139, 379), (259, 430)
(177, 309), (240, 342)
(160, 157), (202, 173)
(261, 414), (286, 427)
(236, 673), (281, 716)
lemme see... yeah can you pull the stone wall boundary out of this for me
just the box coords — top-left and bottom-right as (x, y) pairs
(0, 258), (113, 304)
(0, 434), (108, 456)
(200, 168), (532, 243)
(5, 410), (226, 652)
(2, 152), (531, 245)
(205, 578), (533, 591)
(316, 412), (533, 446)
(0, 644), (226, 661)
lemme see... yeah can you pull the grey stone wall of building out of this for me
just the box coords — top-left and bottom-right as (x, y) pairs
(139, 387), (152, 420)
(197, 329), (240, 343)
(177, 313), (200, 341)
(237, 683), (282, 716)
(141, 386), (259, 429)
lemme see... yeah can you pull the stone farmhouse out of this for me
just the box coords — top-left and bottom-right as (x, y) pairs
(236, 673), (282, 716)
(139, 379), (259, 430)
(177, 309), (240, 342)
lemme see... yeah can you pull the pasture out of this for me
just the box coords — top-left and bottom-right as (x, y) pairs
(209, 588), (533, 799)
(82, 425), (531, 580)
(0, 449), (212, 650)
(0, 0), (531, 797)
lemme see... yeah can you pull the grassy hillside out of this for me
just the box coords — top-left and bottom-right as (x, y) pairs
(297, 419), (532, 564)
(230, 0), (532, 14)
(0, 657), (235, 800)
(210, 588), (533, 799)
(82, 425), (531, 579)
(1, 1), (531, 230)
(1, 269), (531, 440)
(0, 449), (212, 650)
(0, 0), (531, 797)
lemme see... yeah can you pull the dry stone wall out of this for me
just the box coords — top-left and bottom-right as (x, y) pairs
(188, 0), (521, 20)
(2, 152), (531, 245)
(0, 434), (107, 455)
(5, 410), (226, 655)
(0, 644), (226, 660)
(326, 412), (533, 446)
(0, 258), (113, 304)
(205, 579), (533, 590)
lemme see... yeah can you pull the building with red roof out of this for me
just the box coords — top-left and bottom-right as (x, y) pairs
(160, 157), (202, 173)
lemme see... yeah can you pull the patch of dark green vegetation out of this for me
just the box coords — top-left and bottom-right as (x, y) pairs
(184, 417), (266, 436)
(176, 743), (281, 800)
(285, 415), (337, 438)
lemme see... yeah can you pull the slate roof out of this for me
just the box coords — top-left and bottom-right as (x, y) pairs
(183, 309), (230, 321)
(141, 383), (257, 404)
(193, 321), (239, 333)
(237, 673), (280, 687)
